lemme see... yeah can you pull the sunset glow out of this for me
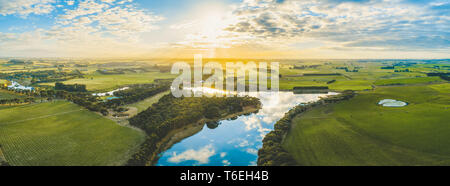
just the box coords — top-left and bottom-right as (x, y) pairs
(0, 0), (449, 59)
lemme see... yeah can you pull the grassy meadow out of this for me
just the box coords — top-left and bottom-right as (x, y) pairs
(126, 90), (171, 113)
(283, 83), (450, 165)
(0, 101), (145, 166)
(374, 76), (444, 86)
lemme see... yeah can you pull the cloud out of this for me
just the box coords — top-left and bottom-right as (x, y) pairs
(0, 29), (55, 57)
(54, 0), (163, 41)
(222, 160), (231, 166)
(345, 36), (450, 50)
(242, 115), (271, 139)
(223, 0), (450, 51)
(66, 0), (74, 6)
(168, 144), (216, 165)
(0, 0), (56, 18)
(220, 152), (227, 158)
(246, 148), (258, 155)
(0, 0), (448, 58)
(170, 20), (200, 30)
(158, 0), (449, 58)
(0, 0), (164, 57)
(238, 139), (250, 147)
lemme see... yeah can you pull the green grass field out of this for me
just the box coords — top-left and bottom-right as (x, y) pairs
(126, 90), (171, 113)
(40, 72), (176, 91)
(374, 77), (444, 86)
(328, 80), (373, 91)
(277, 60), (449, 91)
(0, 101), (145, 166)
(283, 83), (450, 165)
(279, 77), (373, 91)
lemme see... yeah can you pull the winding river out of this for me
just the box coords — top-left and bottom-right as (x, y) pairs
(156, 91), (337, 166)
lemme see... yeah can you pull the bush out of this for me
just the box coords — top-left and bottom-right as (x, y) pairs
(205, 105), (220, 119)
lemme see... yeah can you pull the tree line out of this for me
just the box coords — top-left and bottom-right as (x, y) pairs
(257, 90), (355, 166)
(104, 83), (170, 108)
(55, 82), (87, 92)
(1, 80), (175, 116)
(426, 73), (450, 81)
(0, 98), (35, 105)
(126, 94), (260, 166)
(0, 70), (83, 84)
(0, 85), (109, 115)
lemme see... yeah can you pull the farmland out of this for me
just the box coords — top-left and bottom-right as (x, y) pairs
(283, 83), (450, 165)
(0, 58), (449, 166)
(374, 76), (444, 86)
(2, 59), (449, 92)
(0, 101), (145, 166)
(277, 60), (448, 91)
(40, 72), (177, 91)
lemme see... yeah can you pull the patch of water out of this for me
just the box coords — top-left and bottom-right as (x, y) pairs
(92, 87), (129, 97)
(378, 99), (408, 107)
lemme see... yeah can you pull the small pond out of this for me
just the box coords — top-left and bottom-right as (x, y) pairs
(378, 99), (408, 107)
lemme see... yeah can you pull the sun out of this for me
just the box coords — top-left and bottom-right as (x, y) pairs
(199, 11), (225, 39)
(190, 2), (235, 48)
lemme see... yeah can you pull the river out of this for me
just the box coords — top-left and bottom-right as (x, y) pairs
(156, 91), (337, 166)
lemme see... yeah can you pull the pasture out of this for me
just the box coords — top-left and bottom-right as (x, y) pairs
(283, 83), (450, 165)
(0, 101), (145, 166)
(276, 60), (450, 91)
(374, 76), (444, 86)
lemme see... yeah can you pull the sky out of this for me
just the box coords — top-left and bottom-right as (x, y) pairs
(0, 0), (449, 59)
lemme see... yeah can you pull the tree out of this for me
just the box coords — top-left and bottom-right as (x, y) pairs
(204, 105), (220, 119)
(206, 121), (220, 129)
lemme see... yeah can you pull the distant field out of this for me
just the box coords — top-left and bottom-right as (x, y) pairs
(126, 90), (171, 113)
(40, 72), (176, 91)
(283, 83), (450, 165)
(279, 77), (373, 91)
(275, 60), (450, 91)
(0, 101), (145, 166)
(429, 83), (450, 93)
(279, 80), (327, 90)
(374, 76), (444, 86)
(328, 80), (373, 91)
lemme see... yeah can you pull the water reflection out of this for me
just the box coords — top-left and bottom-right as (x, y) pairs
(157, 91), (337, 166)
(167, 144), (216, 165)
